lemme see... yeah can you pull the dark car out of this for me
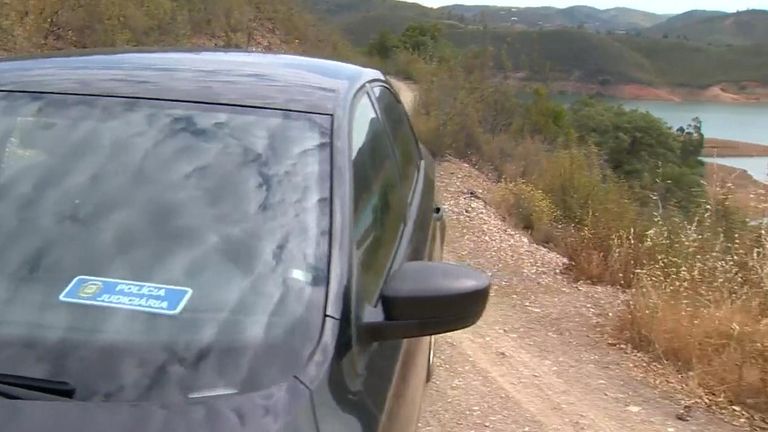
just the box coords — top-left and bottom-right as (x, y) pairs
(0, 51), (490, 432)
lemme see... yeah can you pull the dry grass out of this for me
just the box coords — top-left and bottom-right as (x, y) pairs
(491, 145), (645, 287)
(705, 162), (768, 220)
(493, 180), (558, 245)
(627, 294), (768, 410)
(494, 148), (768, 412)
(620, 203), (768, 412)
(0, 0), (358, 60)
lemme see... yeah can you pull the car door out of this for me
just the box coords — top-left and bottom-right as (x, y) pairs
(371, 84), (441, 432)
(347, 84), (439, 432)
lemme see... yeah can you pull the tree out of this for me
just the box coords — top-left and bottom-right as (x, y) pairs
(569, 99), (704, 211)
(520, 87), (573, 145)
(679, 117), (704, 168)
(367, 30), (399, 60)
(399, 22), (443, 62)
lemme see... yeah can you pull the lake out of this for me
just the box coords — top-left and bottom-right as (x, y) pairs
(613, 100), (768, 182)
(617, 100), (768, 145)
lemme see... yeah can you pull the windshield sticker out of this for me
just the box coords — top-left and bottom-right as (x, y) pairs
(59, 276), (193, 315)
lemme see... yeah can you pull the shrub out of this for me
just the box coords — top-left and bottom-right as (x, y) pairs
(513, 145), (642, 284)
(568, 98), (705, 212)
(494, 180), (558, 244)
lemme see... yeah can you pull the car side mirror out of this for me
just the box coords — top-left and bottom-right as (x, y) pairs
(362, 261), (491, 341)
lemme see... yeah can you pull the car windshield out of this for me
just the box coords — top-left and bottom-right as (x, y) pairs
(0, 92), (331, 402)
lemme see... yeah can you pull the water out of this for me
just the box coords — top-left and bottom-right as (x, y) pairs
(617, 100), (768, 145)
(555, 96), (768, 180)
(613, 100), (768, 182)
(701, 157), (768, 183)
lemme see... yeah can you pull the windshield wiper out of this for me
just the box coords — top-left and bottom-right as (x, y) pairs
(0, 374), (75, 401)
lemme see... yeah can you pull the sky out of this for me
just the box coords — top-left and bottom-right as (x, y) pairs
(413, 0), (767, 14)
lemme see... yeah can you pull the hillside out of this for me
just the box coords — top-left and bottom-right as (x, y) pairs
(439, 4), (668, 31)
(305, 0), (436, 19)
(645, 9), (768, 45)
(0, 0), (355, 59)
(305, 0), (673, 47)
(300, 0), (768, 88)
(303, 0), (448, 45)
(646, 10), (728, 34)
(443, 27), (768, 86)
(602, 7), (673, 28)
(445, 28), (655, 82)
(618, 36), (768, 85)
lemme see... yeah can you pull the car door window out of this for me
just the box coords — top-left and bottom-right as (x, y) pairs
(351, 93), (405, 306)
(372, 86), (421, 198)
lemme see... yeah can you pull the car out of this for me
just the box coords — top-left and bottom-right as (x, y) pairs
(0, 50), (490, 432)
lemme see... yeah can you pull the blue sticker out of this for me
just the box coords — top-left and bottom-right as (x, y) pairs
(59, 276), (193, 315)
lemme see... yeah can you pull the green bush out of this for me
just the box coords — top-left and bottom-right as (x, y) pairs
(568, 98), (705, 212)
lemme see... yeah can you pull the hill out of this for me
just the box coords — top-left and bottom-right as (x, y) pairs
(443, 27), (768, 86)
(647, 9), (728, 33)
(0, 0), (355, 59)
(617, 35), (768, 85)
(302, 0), (768, 87)
(303, 0), (449, 45)
(645, 9), (768, 45)
(602, 7), (673, 28)
(438, 4), (668, 31)
(305, 0), (436, 19)
(445, 28), (655, 82)
(305, 0), (671, 46)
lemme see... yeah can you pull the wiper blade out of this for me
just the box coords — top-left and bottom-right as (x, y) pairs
(0, 374), (75, 401)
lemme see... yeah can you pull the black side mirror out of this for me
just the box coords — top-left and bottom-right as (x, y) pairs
(362, 261), (491, 341)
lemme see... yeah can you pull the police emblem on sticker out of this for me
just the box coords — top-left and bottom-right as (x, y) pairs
(60, 276), (193, 315)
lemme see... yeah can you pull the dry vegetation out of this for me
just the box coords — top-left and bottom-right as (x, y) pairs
(397, 40), (768, 415)
(0, 0), (358, 59)
(705, 162), (768, 220)
(625, 219), (768, 412)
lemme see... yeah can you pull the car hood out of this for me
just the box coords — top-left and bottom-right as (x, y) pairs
(0, 379), (317, 432)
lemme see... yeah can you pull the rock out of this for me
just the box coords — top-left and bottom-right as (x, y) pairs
(676, 404), (693, 421)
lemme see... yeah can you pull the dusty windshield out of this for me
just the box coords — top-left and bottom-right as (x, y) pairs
(0, 92), (331, 402)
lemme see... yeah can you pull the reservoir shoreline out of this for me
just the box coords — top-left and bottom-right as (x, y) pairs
(549, 81), (768, 104)
(703, 138), (768, 157)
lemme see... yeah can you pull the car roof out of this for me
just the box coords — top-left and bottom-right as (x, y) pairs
(0, 49), (384, 115)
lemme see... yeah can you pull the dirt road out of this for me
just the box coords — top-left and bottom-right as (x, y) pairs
(416, 161), (746, 432)
(389, 79), (746, 431)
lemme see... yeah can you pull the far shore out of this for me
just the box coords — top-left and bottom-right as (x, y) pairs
(547, 81), (768, 104)
(703, 138), (768, 157)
